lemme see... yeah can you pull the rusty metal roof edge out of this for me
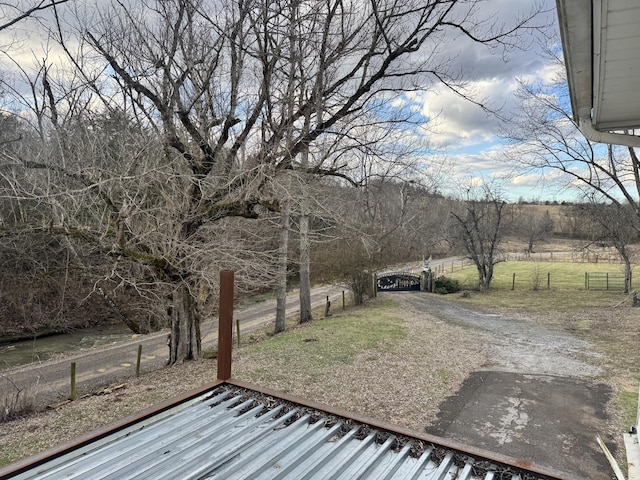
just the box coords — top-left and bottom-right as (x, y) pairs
(227, 378), (577, 480)
(0, 379), (226, 479)
(1, 377), (577, 480)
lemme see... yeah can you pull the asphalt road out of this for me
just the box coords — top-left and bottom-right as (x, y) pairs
(1, 284), (345, 408)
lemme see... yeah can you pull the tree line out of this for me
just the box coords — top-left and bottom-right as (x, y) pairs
(4, 1), (638, 363)
(0, 0), (545, 363)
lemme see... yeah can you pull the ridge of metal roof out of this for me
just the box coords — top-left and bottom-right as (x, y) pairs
(0, 381), (572, 480)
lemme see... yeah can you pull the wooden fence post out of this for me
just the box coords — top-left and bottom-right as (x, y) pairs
(136, 345), (142, 378)
(70, 362), (76, 400)
(217, 271), (234, 381)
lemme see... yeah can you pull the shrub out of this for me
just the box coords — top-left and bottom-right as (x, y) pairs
(1, 382), (38, 422)
(434, 276), (461, 294)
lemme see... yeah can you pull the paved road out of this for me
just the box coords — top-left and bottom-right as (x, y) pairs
(1, 284), (345, 408)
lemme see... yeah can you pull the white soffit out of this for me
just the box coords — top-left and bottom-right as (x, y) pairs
(592, 0), (640, 131)
(556, 0), (640, 145)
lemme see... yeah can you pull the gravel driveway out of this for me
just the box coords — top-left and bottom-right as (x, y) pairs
(405, 293), (603, 378)
(393, 292), (614, 480)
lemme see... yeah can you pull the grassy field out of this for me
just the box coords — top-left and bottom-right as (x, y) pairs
(446, 260), (633, 310)
(232, 299), (407, 387)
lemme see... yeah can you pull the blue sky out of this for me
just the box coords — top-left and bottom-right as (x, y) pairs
(392, 0), (572, 202)
(0, 0), (577, 203)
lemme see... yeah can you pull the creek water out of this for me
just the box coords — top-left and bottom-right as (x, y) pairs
(0, 323), (135, 371)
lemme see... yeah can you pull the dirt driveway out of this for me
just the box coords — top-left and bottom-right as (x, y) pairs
(394, 292), (614, 480)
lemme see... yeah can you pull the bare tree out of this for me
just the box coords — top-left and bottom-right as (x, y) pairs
(577, 200), (638, 293)
(308, 174), (452, 305)
(274, 177), (292, 334)
(511, 206), (555, 254)
(0, 0), (69, 32)
(505, 52), (640, 231)
(251, 0), (543, 325)
(449, 182), (508, 291)
(1, 0), (544, 363)
(506, 57), (640, 295)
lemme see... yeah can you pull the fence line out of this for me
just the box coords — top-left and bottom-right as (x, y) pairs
(432, 252), (632, 291)
(585, 272), (628, 291)
(505, 250), (625, 264)
(428, 250), (626, 277)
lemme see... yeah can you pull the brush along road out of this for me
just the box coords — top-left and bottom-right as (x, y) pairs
(1, 285), (344, 410)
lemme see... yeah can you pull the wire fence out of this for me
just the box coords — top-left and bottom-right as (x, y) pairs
(505, 250), (626, 265)
(428, 250), (626, 276)
(429, 250), (632, 292)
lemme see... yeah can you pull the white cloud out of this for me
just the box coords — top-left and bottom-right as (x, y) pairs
(2, 0), (566, 202)
(390, 0), (566, 200)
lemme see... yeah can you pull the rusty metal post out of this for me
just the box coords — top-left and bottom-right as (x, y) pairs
(217, 271), (234, 381)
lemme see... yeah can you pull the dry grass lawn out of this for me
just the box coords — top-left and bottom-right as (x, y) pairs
(0, 297), (485, 468)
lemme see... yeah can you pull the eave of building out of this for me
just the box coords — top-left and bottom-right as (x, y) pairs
(555, 0), (640, 146)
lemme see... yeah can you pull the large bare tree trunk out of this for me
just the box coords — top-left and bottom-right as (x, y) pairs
(298, 143), (312, 324)
(299, 211), (312, 323)
(169, 282), (201, 365)
(275, 196), (291, 333)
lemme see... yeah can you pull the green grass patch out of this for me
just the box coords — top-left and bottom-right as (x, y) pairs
(0, 435), (45, 467)
(445, 261), (632, 312)
(436, 368), (453, 384)
(450, 260), (631, 291)
(448, 288), (625, 313)
(234, 298), (406, 385)
(618, 390), (639, 431)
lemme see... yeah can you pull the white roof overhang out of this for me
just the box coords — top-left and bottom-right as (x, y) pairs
(556, 0), (640, 146)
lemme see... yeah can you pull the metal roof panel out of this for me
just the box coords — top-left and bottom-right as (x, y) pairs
(3, 384), (565, 480)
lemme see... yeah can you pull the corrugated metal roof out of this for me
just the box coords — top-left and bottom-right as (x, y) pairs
(3, 384), (562, 480)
